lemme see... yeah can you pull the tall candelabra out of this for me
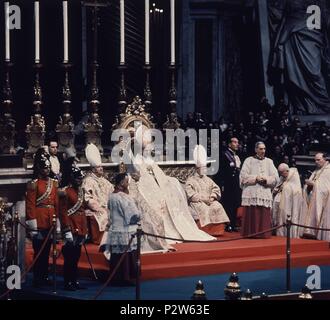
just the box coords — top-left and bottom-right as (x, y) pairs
(84, 61), (103, 153)
(163, 64), (180, 129)
(25, 63), (46, 158)
(0, 62), (16, 154)
(168, 64), (177, 113)
(0, 198), (8, 289)
(82, 0), (108, 154)
(143, 64), (152, 112)
(56, 63), (76, 155)
(118, 64), (128, 113)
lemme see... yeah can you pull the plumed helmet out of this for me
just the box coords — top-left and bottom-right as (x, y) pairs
(61, 157), (83, 187)
(71, 165), (84, 180)
(34, 147), (51, 170)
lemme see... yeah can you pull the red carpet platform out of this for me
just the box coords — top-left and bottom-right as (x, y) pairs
(25, 233), (330, 281)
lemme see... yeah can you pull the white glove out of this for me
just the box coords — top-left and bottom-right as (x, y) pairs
(30, 231), (39, 239)
(56, 218), (61, 233)
(64, 231), (74, 242)
(26, 219), (38, 239)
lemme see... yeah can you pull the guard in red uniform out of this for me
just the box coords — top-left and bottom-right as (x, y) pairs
(59, 164), (88, 291)
(26, 149), (59, 287)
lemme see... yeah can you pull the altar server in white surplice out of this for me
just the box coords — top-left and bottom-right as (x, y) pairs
(240, 142), (278, 239)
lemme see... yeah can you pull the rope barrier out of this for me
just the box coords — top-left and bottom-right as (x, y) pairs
(91, 223), (285, 300)
(291, 222), (330, 232)
(0, 226), (54, 300)
(91, 234), (136, 300)
(142, 224), (284, 244)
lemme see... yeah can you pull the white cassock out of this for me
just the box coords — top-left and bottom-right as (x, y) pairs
(302, 162), (330, 240)
(272, 168), (307, 238)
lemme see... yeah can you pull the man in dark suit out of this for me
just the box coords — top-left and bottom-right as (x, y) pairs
(220, 137), (242, 232)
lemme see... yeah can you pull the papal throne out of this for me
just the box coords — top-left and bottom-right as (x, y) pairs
(111, 96), (196, 182)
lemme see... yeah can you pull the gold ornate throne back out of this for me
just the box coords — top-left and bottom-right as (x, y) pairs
(112, 96), (155, 133)
(111, 96), (155, 173)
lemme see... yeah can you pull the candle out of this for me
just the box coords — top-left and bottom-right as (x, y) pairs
(170, 0), (175, 65)
(63, 1), (69, 63)
(4, 2), (10, 61)
(120, 0), (125, 64)
(145, 0), (150, 65)
(35, 1), (40, 63)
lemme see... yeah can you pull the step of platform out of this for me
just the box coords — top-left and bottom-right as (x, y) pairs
(141, 250), (330, 280)
(25, 235), (330, 281)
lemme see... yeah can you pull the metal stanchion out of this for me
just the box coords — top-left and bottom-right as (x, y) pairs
(191, 280), (207, 300)
(92, 235), (135, 300)
(52, 214), (57, 294)
(241, 289), (253, 300)
(286, 215), (292, 293)
(13, 212), (19, 266)
(299, 285), (313, 299)
(224, 273), (242, 300)
(0, 226), (54, 300)
(0, 200), (8, 298)
(135, 224), (142, 301)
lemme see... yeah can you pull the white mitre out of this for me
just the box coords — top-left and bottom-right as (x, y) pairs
(85, 143), (102, 167)
(135, 124), (152, 148)
(193, 145), (207, 168)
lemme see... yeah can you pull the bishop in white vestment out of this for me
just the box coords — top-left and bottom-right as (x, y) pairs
(272, 164), (307, 238)
(185, 145), (229, 236)
(302, 153), (330, 240)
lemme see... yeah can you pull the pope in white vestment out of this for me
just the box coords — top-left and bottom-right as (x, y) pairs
(115, 125), (215, 248)
(133, 154), (215, 243)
